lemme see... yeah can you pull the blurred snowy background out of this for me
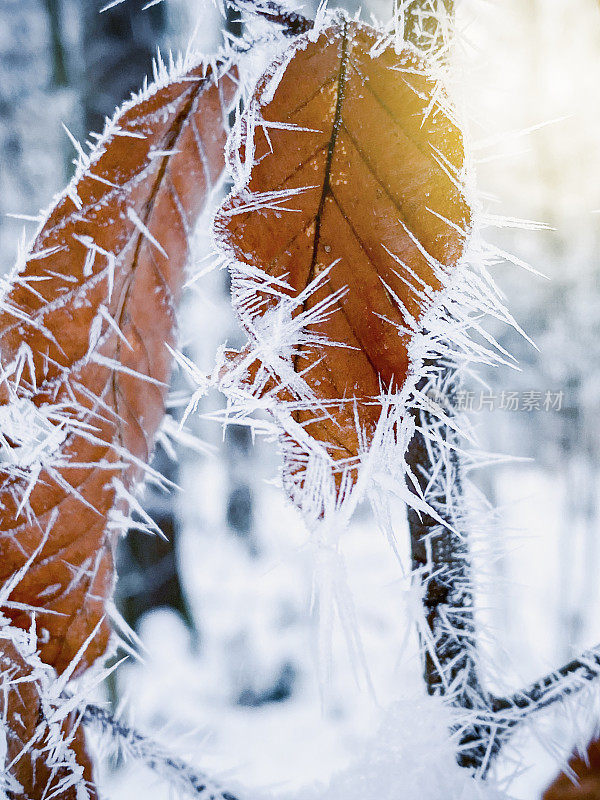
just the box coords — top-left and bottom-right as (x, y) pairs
(1, 0), (600, 797)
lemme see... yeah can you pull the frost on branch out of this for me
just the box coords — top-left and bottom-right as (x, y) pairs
(0, 50), (238, 794)
(211, 16), (496, 525)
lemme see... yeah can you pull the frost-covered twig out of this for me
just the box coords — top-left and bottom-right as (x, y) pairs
(442, 642), (600, 771)
(401, 0), (496, 772)
(404, 380), (600, 772)
(83, 703), (240, 800)
(406, 373), (493, 770)
(493, 643), (600, 721)
(228, 0), (312, 35)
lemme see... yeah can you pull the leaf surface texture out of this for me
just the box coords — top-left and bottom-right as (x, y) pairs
(216, 22), (470, 491)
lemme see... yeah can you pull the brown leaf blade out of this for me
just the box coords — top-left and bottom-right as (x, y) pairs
(543, 739), (600, 799)
(1, 634), (95, 800)
(215, 20), (471, 503)
(0, 56), (237, 795)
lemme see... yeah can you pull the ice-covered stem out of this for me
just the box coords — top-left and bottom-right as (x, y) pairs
(228, 0), (312, 35)
(406, 375), (493, 770)
(492, 642), (600, 721)
(453, 643), (600, 770)
(399, 0), (495, 771)
(406, 400), (600, 762)
(407, 415), (472, 702)
(83, 703), (240, 800)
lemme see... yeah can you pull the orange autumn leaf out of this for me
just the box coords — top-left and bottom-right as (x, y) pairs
(1, 634), (95, 799)
(215, 19), (471, 500)
(0, 56), (237, 795)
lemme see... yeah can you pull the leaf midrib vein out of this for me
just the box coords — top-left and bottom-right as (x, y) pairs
(288, 21), (357, 430)
(305, 20), (349, 294)
(111, 71), (215, 451)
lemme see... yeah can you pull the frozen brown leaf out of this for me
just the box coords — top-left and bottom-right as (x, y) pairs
(215, 20), (471, 499)
(0, 55), (237, 795)
(1, 635), (95, 799)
